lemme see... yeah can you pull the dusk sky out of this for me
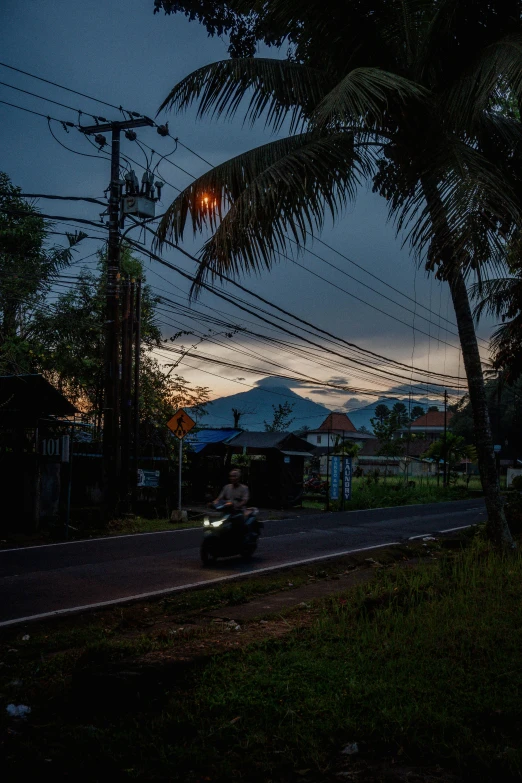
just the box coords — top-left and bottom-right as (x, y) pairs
(0, 0), (494, 412)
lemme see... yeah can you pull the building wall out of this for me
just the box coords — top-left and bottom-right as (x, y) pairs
(307, 432), (365, 449)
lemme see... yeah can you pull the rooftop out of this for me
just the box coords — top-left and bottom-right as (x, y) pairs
(0, 374), (77, 418)
(309, 412), (357, 433)
(229, 431), (313, 452)
(185, 428), (240, 454)
(409, 411), (454, 428)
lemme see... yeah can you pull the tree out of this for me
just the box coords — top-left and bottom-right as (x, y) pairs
(374, 404), (390, 424)
(428, 406), (439, 413)
(370, 413), (404, 476)
(423, 433), (477, 478)
(0, 172), (85, 373)
(392, 402), (409, 428)
(332, 437), (360, 459)
(156, 0), (522, 546)
(31, 246), (161, 424)
(264, 401), (295, 431)
(232, 405), (256, 428)
(411, 405), (425, 420)
(358, 425), (371, 434)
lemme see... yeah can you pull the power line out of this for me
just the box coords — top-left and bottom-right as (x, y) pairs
(307, 231), (492, 348)
(0, 97), (74, 125)
(0, 79), (100, 120)
(126, 232), (463, 390)
(134, 221), (466, 383)
(0, 60), (136, 115)
(21, 193), (107, 206)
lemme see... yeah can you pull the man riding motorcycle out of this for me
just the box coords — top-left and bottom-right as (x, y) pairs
(213, 468), (249, 516)
(202, 469), (261, 564)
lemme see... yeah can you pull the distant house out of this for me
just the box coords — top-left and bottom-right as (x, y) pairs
(228, 431), (314, 508)
(397, 410), (454, 443)
(356, 438), (402, 476)
(184, 428), (313, 508)
(357, 436), (438, 477)
(305, 412), (373, 451)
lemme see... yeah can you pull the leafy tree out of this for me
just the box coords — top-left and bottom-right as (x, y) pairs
(411, 405), (425, 420)
(0, 172), (85, 373)
(423, 433), (477, 477)
(332, 436), (360, 459)
(374, 403), (390, 423)
(370, 413), (404, 459)
(31, 246), (160, 422)
(357, 425), (371, 434)
(428, 405), (440, 413)
(392, 402), (409, 428)
(264, 401), (295, 431)
(28, 246), (210, 448)
(155, 0), (522, 547)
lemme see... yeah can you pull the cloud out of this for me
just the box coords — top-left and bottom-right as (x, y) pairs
(255, 376), (310, 389)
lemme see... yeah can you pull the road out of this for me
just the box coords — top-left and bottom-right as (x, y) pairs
(0, 498), (485, 626)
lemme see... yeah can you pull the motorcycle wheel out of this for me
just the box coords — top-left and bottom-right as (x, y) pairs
(201, 540), (218, 566)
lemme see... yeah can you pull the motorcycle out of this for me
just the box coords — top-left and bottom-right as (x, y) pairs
(201, 502), (264, 565)
(304, 475), (328, 494)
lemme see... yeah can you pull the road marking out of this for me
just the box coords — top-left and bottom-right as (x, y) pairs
(409, 523), (477, 539)
(0, 499), (485, 554)
(0, 541), (400, 628)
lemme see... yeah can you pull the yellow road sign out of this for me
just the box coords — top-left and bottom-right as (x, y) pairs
(167, 408), (196, 439)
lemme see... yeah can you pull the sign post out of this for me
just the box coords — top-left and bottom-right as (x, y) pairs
(342, 456), (352, 503)
(167, 408), (196, 514)
(330, 456), (340, 501)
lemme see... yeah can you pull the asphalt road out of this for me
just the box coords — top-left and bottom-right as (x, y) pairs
(0, 498), (485, 625)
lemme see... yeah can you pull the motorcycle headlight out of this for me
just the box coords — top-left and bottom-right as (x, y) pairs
(203, 517), (210, 526)
(211, 518), (226, 527)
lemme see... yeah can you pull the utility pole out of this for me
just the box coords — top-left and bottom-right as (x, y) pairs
(132, 279), (142, 506)
(443, 389), (448, 487)
(121, 278), (133, 509)
(80, 117), (154, 512)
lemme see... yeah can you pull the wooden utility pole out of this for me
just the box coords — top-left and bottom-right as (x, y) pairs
(132, 279), (142, 504)
(443, 389), (448, 487)
(80, 117), (153, 510)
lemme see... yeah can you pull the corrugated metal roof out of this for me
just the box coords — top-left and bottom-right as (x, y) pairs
(185, 428), (240, 454)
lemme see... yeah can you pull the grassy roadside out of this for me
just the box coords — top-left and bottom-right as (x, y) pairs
(3, 531), (522, 781)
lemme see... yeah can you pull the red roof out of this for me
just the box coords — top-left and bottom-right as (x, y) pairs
(410, 411), (453, 428)
(317, 412), (357, 432)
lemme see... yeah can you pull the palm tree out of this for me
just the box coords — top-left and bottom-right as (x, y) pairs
(155, 0), (522, 546)
(424, 433), (477, 477)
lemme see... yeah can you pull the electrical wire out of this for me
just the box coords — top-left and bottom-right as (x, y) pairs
(0, 79), (100, 120)
(0, 97), (74, 125)
(125, 232), (464, 390)
(132, 221), (467, 383)
(0, 60), (137, 116)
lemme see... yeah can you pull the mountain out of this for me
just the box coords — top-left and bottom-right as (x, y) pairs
(195, 385), (331, 431)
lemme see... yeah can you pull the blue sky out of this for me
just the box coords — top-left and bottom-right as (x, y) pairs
(0, 0), (492, 409)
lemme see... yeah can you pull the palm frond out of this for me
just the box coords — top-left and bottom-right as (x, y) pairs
(391, 138), (521, 275)
(311, 67), (427, 130)
(158, 58), (331, 132)
(155, 134), (323, 245)
(175, 132), (376, 295)
(470, 277), (520, 320)
(443, 36), (522, 128)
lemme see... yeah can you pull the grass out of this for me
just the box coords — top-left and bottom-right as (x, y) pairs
(3, 534), (522, 781)
(302, 474), (484, 512)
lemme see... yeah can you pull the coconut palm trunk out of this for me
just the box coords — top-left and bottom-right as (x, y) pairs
(449, 268), (513, 546)
(421, 176), (513, 546)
